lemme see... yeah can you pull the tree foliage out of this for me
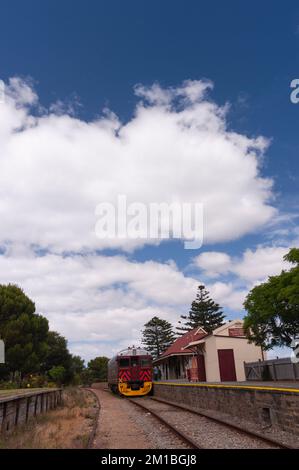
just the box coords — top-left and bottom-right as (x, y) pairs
(142, 316), (176, 358)
(177, 285), (225, 334)
(48, 365), (66, 385)
(243, 248), (299, 350)
(0, 285), (49, 376)
(70, 355), (85, 375)
(0, 284), (85, 386)
(87, 356), (109, 381)
(43, 331), (70, 373)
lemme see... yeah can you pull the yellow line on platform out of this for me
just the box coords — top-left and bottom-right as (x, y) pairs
(153, 382), (299, 393)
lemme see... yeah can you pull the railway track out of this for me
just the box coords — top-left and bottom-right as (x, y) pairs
(84, 388), (101, 448)
(127, 396), (293, 449)
(127, 397), (200, 449)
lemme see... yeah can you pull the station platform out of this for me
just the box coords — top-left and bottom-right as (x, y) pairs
(153, 380), (299, 393)
(153, 380), (299, 436)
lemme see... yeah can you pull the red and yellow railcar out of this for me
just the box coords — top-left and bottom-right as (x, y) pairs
(108, 346), (153, 396)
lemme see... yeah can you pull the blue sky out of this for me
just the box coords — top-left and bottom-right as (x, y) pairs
(0, 1), (298, 360)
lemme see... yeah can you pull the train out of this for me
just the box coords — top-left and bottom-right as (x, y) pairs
(108, 346), (153, 396)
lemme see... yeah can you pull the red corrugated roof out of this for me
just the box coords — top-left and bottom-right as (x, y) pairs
(160, 328), (207, 358)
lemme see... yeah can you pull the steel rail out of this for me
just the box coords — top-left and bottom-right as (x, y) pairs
(150, 396), (295, 449)
(83, 388), (101, 449)
(127, 397), (202, 449)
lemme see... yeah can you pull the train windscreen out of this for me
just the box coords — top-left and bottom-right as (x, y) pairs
(119, 358), (130, 367)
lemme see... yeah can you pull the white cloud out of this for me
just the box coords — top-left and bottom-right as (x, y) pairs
(0, 250), (199, 359)
(134, 79), (213, 106)
(0, 246), (254, 360)
(193, 245), (294, 312)
(194, 245), (291, 283)
(5, 77), (38, 107)
(208, 282), (248, 311)
(3, 242), (273, 358)
(0, 77), (276, 253)
(193, 251), (231, 277)
(0, 77), (286, 359)
(232, 246), (291, 282)
(1, 242), (291, 359)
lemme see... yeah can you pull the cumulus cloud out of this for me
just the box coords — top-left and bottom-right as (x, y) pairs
(232, 246), (292, 282)
(0, 244), (255, 360)
(208, 282), (248, 311)
(5, 77), (38, 107)
(3, 242), (290, 359)
(0, 77), (284, 358)
(193, 245), (294, 312)
(0, 77), (276, 253)
(0, 243), (291, 359)
(0, 250), (198, 359)
(192, 251), (231, 277)
(134, 79), (213, 106)
(194, 246), (292, 283)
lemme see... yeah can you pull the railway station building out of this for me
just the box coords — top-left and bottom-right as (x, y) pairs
(154, 319), (264, 382)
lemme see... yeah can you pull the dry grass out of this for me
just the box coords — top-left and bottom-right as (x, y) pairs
(0, 388), (98, 449)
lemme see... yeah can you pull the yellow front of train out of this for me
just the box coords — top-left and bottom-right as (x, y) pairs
(118, 379), (152, 396)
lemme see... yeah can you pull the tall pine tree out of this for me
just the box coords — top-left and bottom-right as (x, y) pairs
(142, 316), (176, 359)
(177, 285), (225, 334)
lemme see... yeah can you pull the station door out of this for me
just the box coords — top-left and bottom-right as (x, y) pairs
(218, 349), (237, 381)
(196, 354), (206, 381)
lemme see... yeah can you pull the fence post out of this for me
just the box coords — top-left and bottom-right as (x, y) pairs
(25, 397), (30, 422)
(259, 359), (262, 380)
(272, 362), (277, 381)
(293, 362), (297, 380)
(14, 399), (20, 426)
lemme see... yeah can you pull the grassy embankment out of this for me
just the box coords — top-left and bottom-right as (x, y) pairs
(0, 387), (98, 448)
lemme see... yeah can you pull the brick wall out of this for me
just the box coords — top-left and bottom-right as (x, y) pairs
(0, 389), (62, 434)
(153, 383), (299, 436)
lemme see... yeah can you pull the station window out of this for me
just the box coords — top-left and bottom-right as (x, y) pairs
(119, 358), (130, 367)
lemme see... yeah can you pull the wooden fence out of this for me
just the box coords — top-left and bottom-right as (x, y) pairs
(244, 357), (299, 381)
(0, 388), (62, 434)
